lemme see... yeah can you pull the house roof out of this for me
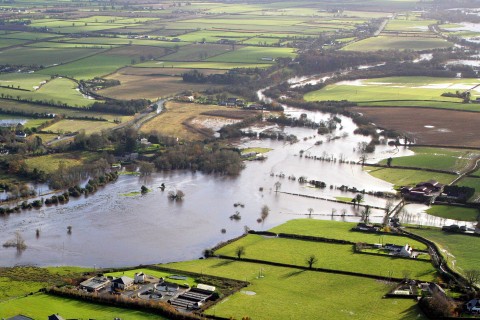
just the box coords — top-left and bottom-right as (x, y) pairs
(48, 315), (65, 320)
(112, 276), (134, 285)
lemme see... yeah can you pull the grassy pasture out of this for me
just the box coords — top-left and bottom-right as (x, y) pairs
(304, 76), (479, 110)
(26, 41), (116, 49)
(39, 53), (133, 79)
(0, 38), (28, 48)
(206, 46), (296, 63)
(366, 167), (456, 188)
(62, 36), (186, 48)
(173, 30), (252, 42)
(378, 147), (480, 172)
(158, 43), (234, 61)
(0, 73), (50, 90)
(406, 227), (480, 273)
(166, 259), (425, 320)
(0, 77), (94, 107)
(0, 31), (60, 40)
(342, 36), (452, 51)
(426, 205), (479, 222)
(0, 46), (104, 66)
(384, 19), (438, 32)
(216, 235), (436, 281)
(269, 219), (427, 250)
(42, 119), (117, 134)
(0, 293), (162, 319)
(24, 152), (100, 174)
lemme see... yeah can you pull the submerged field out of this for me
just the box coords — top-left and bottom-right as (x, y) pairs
(304, 77), (480, 110)
(377, 147), (480, 172)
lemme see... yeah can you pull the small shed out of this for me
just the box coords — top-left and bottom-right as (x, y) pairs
(135, 272), (146, 284)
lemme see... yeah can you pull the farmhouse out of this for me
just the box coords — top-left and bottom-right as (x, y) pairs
(134, 272), (146, 284)
(111, 276), (134, 290)
(80, 275), (110, 292)
(401, 180), (444, 202)
(384, 243), (413, 257)
(466, 299), (480, 313)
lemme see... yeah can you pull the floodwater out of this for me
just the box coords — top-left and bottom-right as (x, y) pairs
(0, 102), (424, 268)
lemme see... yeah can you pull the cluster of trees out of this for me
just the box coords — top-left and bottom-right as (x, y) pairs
(153, 142), (244, 175)
(182, 70), (251, 85)
(90, 98), (151, 115)
(48, 158), (112, 190)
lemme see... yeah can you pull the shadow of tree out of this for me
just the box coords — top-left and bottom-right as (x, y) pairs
(280, 269), (305, 279)
(212, 259), (235, 268)
(399, 304), (427, 320)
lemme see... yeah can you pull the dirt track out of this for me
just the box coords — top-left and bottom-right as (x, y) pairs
(353, 107), (480, 148)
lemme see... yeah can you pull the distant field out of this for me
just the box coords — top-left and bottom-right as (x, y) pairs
(426, 205), (479, 222)
(140, 101), (254, 140)
(159, 43), (234, 61)
(305, 76), (480, 111)
(100, 73), (220, 100)
(0, 73), (50, 90)
(215, 234), (437, 281)
(137, 60), (273, 69)
(25, 152), (99, 174)
(39, 53), (133, 79)
(0, 77), (95, 107)
(206, 46), (296, 64)
(42, 119), (117, 134)
(377, 147), (480, 172)
(406, 227), (480, 274)
(352, 107), (480, 147)
(269, 219), (427, 250)
(166, 259), (426, 320)
(383, 18), (438, 32)
(0, 46), (103, 66)
(365, 167), (456, 188)
(342, 36), (452, 51)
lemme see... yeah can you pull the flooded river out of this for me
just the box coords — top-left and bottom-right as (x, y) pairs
(0, 102), (464, 267)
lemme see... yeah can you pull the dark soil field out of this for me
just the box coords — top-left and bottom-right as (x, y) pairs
(354, 107), (480, 147)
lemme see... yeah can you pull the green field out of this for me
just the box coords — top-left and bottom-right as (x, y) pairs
(0, 46), (103, 66)
(269, 219), (427, 249)
(105, 268), (198, 287)
(0, 77), (95, 107)
(342, 36), (453, 51)
(305, 76), (480, 110)
(0, 293), (163, 319)
(165, 259), (426, 320)
(366, 167), (456, 188)
(426, 205), (479, 222)
(25, 152), (100, 174)
(137, 60), (271, 70)
(0, 73), (50, 90)
(216, 235), (436, 281)
(406, 227), (480, 274)
(206, 46), (296, 64)
(378, 147), (480, 172)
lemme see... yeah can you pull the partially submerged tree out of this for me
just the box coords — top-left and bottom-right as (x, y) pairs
(260, 205), (270, 222)
(3, 231), (27, 250)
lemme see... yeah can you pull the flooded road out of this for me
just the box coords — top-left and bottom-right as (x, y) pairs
(0, 107), (422, 268)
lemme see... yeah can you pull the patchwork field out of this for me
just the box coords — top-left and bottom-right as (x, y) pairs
(353, 107), (480, 147)
(305, 76), (480, 110)
(166, 259), (425, 320)
(24, 152), (100, 174)
(42, 119), (117, 134)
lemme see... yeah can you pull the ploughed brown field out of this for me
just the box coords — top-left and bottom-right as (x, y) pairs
(353, 107), (480, 147)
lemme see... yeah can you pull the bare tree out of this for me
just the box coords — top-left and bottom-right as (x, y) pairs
(464, 269), (480, 286)
(260, 205), (270, 222)
(236, 246), (245, 259)
(308, 208), (314, 216)
(274, 181), (281, 193)
(361, 205), (371, 224)
(305, 255), (318, 269)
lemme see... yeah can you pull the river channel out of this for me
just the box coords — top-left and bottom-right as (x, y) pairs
(0, 100), (468, 267)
